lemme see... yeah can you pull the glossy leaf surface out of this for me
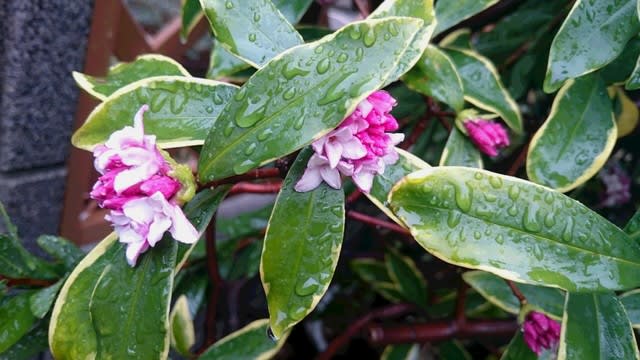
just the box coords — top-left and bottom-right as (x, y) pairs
(260, 149), (345, 339)
(0, 292), (37, 353)
(198, 17), (424, 181)
(463, 271), (564, 318)
(527, 75), (616, 192)
(30, 279), (64, 319)
(208, 41), (253, 80)
(403, 45), (464, 112)
(544, 0), (640, 92)
(271, 0), (313, 24)
(434, 0), (499, 36)
(181, 0), (203, 40)
(170, 295), (195, 357)
(36, 235), (84, 270)
(626, 54), (640, 90)
(73, 55), (190, 100)
(0, 323), (48, 360)
(620, 290), (640, 328)
(624, 208), (640, 242)
(443, 48), (523, 133)
(439, 128), (483, 168)
(72, 76), (238, 150)
(600, 37), (640, 85)
(389, 167), (640, 292)
(198, 319), (288, 359)
(199, 0), (303, 67)
(559, 292), (639, 359)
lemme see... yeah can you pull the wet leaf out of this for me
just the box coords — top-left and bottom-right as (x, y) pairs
(624, 207), (640, 243)
(200, 0), (303, 68)
(463, 271), (564, 318)
(439, 127), (483, 168)
(198, 319), (288, 359)
(527, 74), (616, 192)
(389, 167), (640, 292)
(433, 0), (499, 36)
(0, 292), (37, 353)
(198, 17), (424, 182)
(501, 331), (556, 360)
(443, 47), (523, 133)
(72, 76), (238, 151)
(73, 55), (190, 100)
(29, 279), (64, 318)
(559, 292), (639, 359)
(600, 37), (640, 85)
(181, 0), (203, 41)
(170, 295), (195, 357)
(626, 54), (640, 90)
(381, 343), (420, 360)
(271, 0), (313, 24)
(385, 249), (428, 307)
(0, 322), (48, 360)
(544, 0), (640, 92)
(619, 290), (640, 329)
(36, 235), (84, 270)
(260, 149), (345, 339)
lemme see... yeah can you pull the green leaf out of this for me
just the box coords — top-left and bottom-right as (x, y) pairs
(49, 233), (178, 359)
(350, 259), (405, 302)
(527, 74), (616, 192)
(439, 127), (483, 168)
(260, 149), (345, 339)
(36, 235), (84, 270)
(385, 250), (428, 307)
(170, 295), (195, 357)
(388, 167), (640, 292)
(381, 343), (420, 360)
(0, 322), (48, 360)
(439, 28), (472, 49)
(438, 340), (472, 360)
(600, 36), (640, 85)
(173, 265), (208, 317)
(198, 319), (288, 359)
(620, 290), (640, 329)
(208, 40), (253, 80)
(227, 240), (262, 280)
(544, 0), (640, 92)
(626, 54), (640, 90)
(443, 47), (523, 133)
(365, 148), (430, 225)
(624, 208), (640, 242)
(433, 0), (499, 36)
(29, 279), (64, 318)
(0, 292), (37, 353)
(463, 271), (564, 318)
(181, 0), (203, 41)
(403, 45), (464, 112)
(73, 55), (190, 100)
(199, 0), (303, 68)
(72, 76), (238, 151)
(198, 17), (424, 182)
(559, 292), (640, 359)
(0, 234), (57, 279)
(501, 331), (556, 360)
(271, 0), (313, 24)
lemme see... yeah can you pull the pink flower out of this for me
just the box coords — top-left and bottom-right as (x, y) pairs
(522, 311), (561, 356)
(598, 161), (632, 208)
(90, 105), (198, 266)
(295, 90), (404, 193)
(463, 119), (510, 157)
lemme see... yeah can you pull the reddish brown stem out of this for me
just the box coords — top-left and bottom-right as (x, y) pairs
(203, 217), (222, 349)
(317, 303), (415, 360)
(346, 189), (362, 204)
(455, 282), (468, 326)
(346, 210), (411, 237)
(0, 275), (55, 287)
(506, 143), (529, 177)
(506, 280), (527, 305)
(400, 115), (432, 150)
(198, 168), (282, 190)
(229, 181), (282, 194)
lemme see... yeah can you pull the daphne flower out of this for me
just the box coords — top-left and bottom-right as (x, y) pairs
(90, 105), (198, 266)
(463, 119), (510, 157)
(522, 311), (561, 356)
(295, 90), (404, 193)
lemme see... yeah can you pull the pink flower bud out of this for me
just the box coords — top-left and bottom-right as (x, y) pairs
(522, 311), (561, 356)
(463, 119), (510, 157)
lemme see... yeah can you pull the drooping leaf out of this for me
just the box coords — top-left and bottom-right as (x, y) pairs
(181, 0), (203, 41)
(29, 279), (64, 319)
(385, 250), (428, 307)
(0, 322), (48, 360)
(544, 0), (640, 92)
(600, 37), (640, 85)
(559, 292), (640, 359)
(36, 235), (84, 270)
(439, 127), (483, 168)
(403, 45), (464, 112)
(501, 331), (556, 360)
(433, 0), (499, 36)
(626, 54), (640, 90)
(170, 295), (196, 357)
(72, 55), (190, 100)
(620, 290), (640, 329)
(198, 17), (424, 182)
(463, 271), (564, 318)
(0, 292), (37, 353)
(260, 149), (345, 339)
(198, 319), (288, 359)
(72, 76), (238, 150)
(527, 74), (616, 192)
(443, 47), (523, 133)
(389, 167), (640, 292)
(381, 343), (421, 360)
(199, 0), (303, 68)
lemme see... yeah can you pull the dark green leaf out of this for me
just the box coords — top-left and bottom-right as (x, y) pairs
(560, 292), (639, 359)
(198, 319), (288, 359)
(501, 331), (556, 360)
(389, 167), (640, 292)
(272, 0), (313, 24)
(72, 76), (238, 150)
(351, 258), (393, 284)
(0, 322), (48, 360)
(620, 290), (640, 328)
(438, 340), (472, 360)
(73, 55), (190, 100)
(261, 149), (345, 339)
(385, 250), (428, 307)
(544, 0), (640, 92)
(0, 292), (37, 353)
(381, 343), (420, 360)
(433, 0), (499, 36)
(200, 0), (303, 67)
(173, 265), (208, 317)
(198, 17), (424, 182)
(403, 45), (464, 112)
(181, 0), (203, 41)
(624, 208), (640, 242)
(600, 36), (640, 85)
(227, 240), (262, 280)
(208, 40), (253, 80)
(29, 279), (64, 318)
(627, 54), (640, 90)
(527, 74), (616, 192)
(443, 47), (523, 133)
(463, 271), (564, 318)
(170, 295), (195, 357)
(439, 128), (483, 168)
(37, 235), (84, 270)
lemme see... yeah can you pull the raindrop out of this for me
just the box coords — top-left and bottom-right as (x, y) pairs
(253, 12), (261, 22)
(474, 172), (483, 180)
(248, 33), (257, 42)
(543, 192), (554, 205)
(281, 63), (310, 80)
(213, 92), (224, 105)
(295, 278), (320, 296)
(508, 185), (520, 201)
(283, 87), (296, 100)
(507, 206), (518, 216)
(349, 26), (362, 40)
(489, 176), (502, 189)
(384, 33), (391, 41)
(447, 212), (461, 228)
(236, 103), (266, 128)
(496, 234), (504, 244)
(234, 87), (248, 101)
(473, 231), (481, 240)
(244, 143), (257, 155)
(562, 217), (574, 241)
(223, 121), (235, 137)
(452, 181), (472, 212)
(233, 160), (256, 175)
(337, 53), (348, 63)
(293, 117), (304, 130)
(522, 206), (541, 233)
(355, 47), (364, 61)
(363, 29), (376, 47)
(257, 128), (272, 141)
(544, 213), (556, 228)
(388, 22), (399, 36)
(316, 58), (331, 74)
(288, 306), (307, 321)
(225, 0), (234, 9)
(532, 245), (544, 261)
(205, 106), (214, 113)
(314, 46), (324, 54)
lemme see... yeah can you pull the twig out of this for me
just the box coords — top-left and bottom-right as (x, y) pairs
(229, 181), (282, 194)
(346, 189), (362, 204)
(198, 168), (282, 190)
(400, 114), (432, 150)
(454, 282), (468, 326)
(506, 280), (527, 305)
(0, 275), (55, 287)
(506, 143), (529, 177)
(346, 210), (411, 237)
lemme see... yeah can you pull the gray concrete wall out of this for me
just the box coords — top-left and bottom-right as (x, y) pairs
(0, 0), (94, 243)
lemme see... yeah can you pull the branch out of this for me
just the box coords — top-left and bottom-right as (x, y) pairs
(229, 181), (282, 194)
(0, 275), (55, 287)
(506, 143), (529, 177)
(198, 168), (282, 189)
(346, 210), (411, 237)
(506, 280), (527, 305)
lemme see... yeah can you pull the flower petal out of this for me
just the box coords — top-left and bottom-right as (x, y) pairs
(325, 140), (343, 168)
(352, 170), (375, 193)
(124, 239), (150, 267)
(320, 166), (342, 189)
(168, 205), (199, 244)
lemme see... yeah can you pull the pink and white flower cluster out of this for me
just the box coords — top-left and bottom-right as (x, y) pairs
(523, 311), (561, 356)
(90, 105), (198, 266)
(463, 119), (510, 157)
(295, 90), (404, 193)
